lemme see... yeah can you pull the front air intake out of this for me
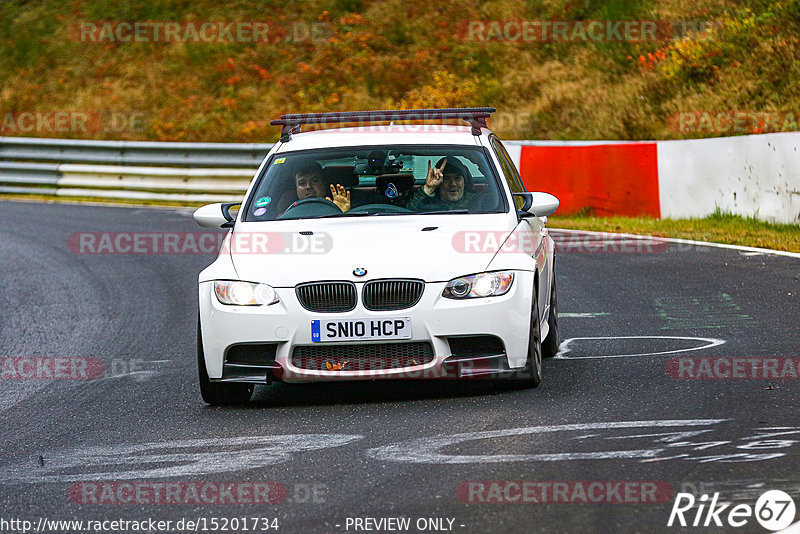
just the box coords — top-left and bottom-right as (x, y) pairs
(363, 279), (424, 311)
(295, 281), (357, 313)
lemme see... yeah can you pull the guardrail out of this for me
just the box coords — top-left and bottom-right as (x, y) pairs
(0, 136), (543, 204)
(0, 137), (274, 202)
(0, 137), (274, 167)
(2, 135), (797, 222)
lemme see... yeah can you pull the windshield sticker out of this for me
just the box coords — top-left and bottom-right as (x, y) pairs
(253, 207), (267, 216)
(384, 183), (399, 199)
(273, 157), (286, 165)
(255, 196), (272, 207)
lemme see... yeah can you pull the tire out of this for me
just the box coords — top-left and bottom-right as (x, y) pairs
(542, 264), (559, 359)
(197, 316), (253, 405)
(507, 287), (543, 389)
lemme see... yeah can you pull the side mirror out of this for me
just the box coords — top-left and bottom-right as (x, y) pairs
(193, 202), (240, 228)
(529, 192), (559, 217)
(513, 192), (559, 219)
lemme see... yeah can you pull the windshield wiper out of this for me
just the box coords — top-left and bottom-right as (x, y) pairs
(413, 209), (470, 215)
(286, 209), (470, 219)
(308, 211), (376, 219)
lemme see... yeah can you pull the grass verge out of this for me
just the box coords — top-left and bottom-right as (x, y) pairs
(549, 210), (800, 253)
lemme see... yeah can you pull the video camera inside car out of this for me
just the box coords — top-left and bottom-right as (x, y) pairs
(354, 150), (403, 175)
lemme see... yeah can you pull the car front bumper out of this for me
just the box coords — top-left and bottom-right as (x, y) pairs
(198, 271), (535, 383)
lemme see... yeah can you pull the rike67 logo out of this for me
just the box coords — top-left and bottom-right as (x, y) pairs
(668, 489), (796, 531)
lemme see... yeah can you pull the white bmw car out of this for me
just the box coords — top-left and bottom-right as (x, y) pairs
(193, 108), (559, 405)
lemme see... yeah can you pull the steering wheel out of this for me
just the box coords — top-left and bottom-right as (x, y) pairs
(278, 197), (343, 219)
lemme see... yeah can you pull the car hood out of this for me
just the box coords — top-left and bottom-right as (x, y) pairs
(228, 214), (513, 287)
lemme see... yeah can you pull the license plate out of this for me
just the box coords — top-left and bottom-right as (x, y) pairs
(311, 318), (411, 342)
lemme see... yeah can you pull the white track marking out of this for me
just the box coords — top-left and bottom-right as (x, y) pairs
(93, 370), (158, 382)
(0, 434), (363, 483)
(605, 430), (714, 442)
(552, 228), (800, 259)
(554, 336), (726, 359)
(569, 434), (600, 440)
(558, 312), (610, 318)
(367, 419), (726, 464)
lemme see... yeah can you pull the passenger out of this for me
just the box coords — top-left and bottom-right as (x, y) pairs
(294, 162), (350, 212)
(407, 157), (478, 212)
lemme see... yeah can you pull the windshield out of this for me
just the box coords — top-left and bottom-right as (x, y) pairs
(242, 145), (507, 221)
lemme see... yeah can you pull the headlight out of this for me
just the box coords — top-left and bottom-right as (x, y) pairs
(214, 281), (279, 306)
(442, 271), (514, 299)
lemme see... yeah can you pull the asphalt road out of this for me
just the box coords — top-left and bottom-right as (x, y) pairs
(0, 200), (798, 534)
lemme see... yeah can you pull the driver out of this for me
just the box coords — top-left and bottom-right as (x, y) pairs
(407, 157), (477, 212)
(294, 162), (351, 212)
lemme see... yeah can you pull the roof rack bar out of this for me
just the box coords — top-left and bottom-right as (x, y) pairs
(270, 107), (496, 141)
(276, 107), (496, 120)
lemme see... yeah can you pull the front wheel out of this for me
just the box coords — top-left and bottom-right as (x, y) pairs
(507, 289), (543, 389)
(197, 316), (253, 405)
(542, 264), (559, 358)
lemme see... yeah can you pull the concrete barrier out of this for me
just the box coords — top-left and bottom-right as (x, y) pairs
(508, 133), (800, 224)
(656, 133), (800, 224)
(512, 142), (659, 217)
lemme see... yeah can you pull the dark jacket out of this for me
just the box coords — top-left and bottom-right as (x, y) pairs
(407, 187), (478, 212)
